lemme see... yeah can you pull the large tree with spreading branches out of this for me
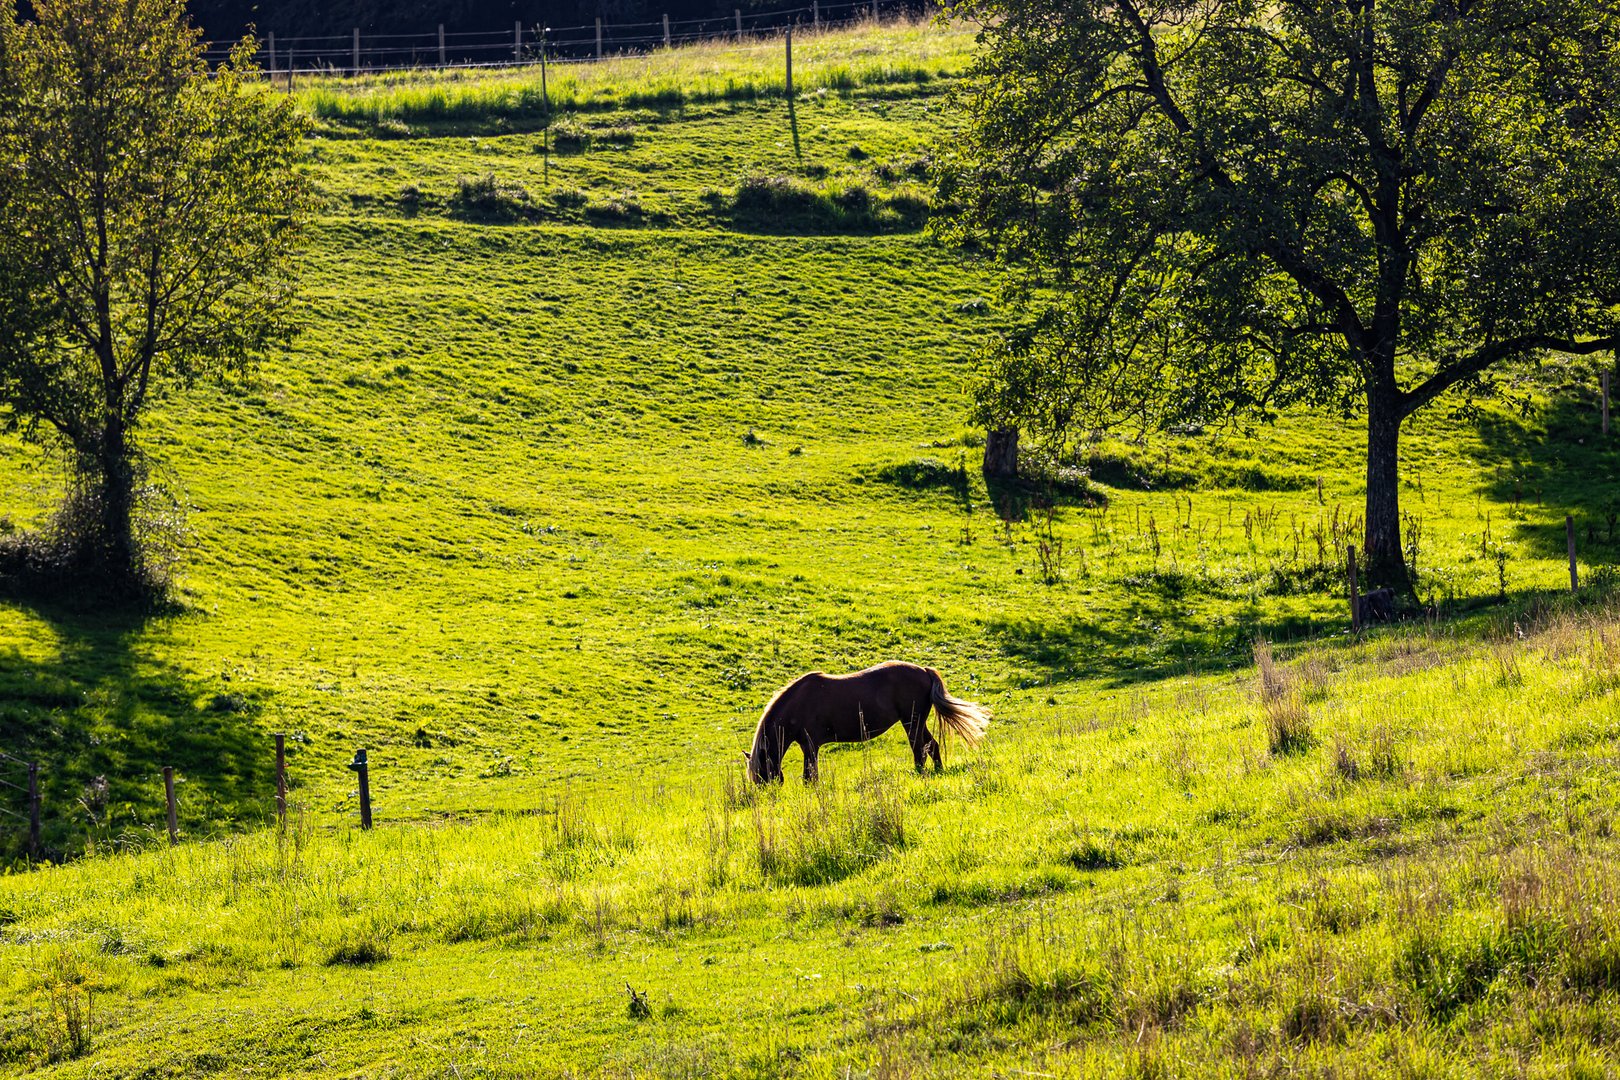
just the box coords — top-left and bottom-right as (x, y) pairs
(0, 0), (310, 600)
(940, 0), (1620, 589)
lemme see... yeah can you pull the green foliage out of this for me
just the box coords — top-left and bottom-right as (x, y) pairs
(940, 0), (1620, 583)
(0, 0), (310, 599)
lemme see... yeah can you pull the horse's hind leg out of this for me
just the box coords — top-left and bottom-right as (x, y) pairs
(912, 707), (944, 773)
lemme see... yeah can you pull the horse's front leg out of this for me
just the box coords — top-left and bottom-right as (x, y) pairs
(801, 737), (820, 783)
(905, 723), (930, 775)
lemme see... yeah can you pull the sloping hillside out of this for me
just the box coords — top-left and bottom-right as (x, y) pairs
(2, 21), (1619, 1076)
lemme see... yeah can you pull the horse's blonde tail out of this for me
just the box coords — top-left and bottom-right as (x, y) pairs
(929, 669), (989, 748)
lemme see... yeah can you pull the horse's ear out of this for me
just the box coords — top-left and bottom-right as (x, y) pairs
(740, 752), (750, 763)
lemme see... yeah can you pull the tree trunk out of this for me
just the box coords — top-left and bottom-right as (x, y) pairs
(983, 427), (1019, 479)
(93, 418), (140, 591)
(1363, 392), (1410, 593)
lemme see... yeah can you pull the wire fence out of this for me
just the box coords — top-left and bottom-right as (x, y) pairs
(203, 0), (919, 79)
(0, 747), (40, 858)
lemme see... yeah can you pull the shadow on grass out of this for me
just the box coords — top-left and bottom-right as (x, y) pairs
(988, 590), (1335, 690)
(0, 602), (275, 864)
(1473, 395), (1620, 566)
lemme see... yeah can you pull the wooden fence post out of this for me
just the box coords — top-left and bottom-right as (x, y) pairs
(596, 17), (603, 58)
(268, 32), (276, 76)
(27, 762), (39, 860)
(871, 0), (879, 21)
(736, 9), (744, 39)
(348, 749), (372, 829)
(438, 24), (446, 67)
(1568, 514), (1579, 592)
(162, 767), (178, 846)
(786, 27), (801, 162)
(352, 28), (360, 76)
(514, 20), (522, 62)
(1348, 544), (1361, 631)
(813, 0), (820, 29)
(274, 732), (287, 824)
(540, 29), (550, 113)
(663, 14), (671, 46)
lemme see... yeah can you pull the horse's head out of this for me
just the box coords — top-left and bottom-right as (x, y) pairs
(743, 722), (782, 784)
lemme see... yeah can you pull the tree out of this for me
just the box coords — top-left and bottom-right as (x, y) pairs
(940, 0), (1620, 588)
(0, 0), (310, 598)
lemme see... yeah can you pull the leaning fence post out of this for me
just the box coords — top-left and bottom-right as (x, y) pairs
(352, 28), (360, 76)
(663, 13), (671, 46)
(27, 762), (40, 860)
(274, 732), (287, 824)
(348, 749), (372, 829)
(162, 767), (178, 846)
(595, 17), (603, 58)
(1347, 544), (1361, 631)
(1568, 514), (1580, 593)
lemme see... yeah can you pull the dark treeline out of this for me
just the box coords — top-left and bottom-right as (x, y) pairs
(188, 0), (897, 42)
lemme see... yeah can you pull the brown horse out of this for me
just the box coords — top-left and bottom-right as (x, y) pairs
(744, 661), (990, 783)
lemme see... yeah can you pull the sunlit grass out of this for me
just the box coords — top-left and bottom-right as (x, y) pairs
(295, 17), (979, 125)
(5, 596), (1620, 1072)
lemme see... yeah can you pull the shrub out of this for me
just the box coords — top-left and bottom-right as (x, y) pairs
(873, 457), (965, 491)
(324, 932), (391, 966)
(452, 173), (534, 220)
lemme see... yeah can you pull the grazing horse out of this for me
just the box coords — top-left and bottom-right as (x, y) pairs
(744, 661), (990, 783)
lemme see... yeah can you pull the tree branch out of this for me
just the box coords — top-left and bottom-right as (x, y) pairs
(1401, 334), (1620, 416)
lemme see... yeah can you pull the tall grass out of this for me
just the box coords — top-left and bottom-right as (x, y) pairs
(7, 596), (1620, 1072)
(295, 19), (977, 126)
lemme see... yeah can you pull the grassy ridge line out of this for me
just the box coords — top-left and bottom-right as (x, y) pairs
(3, 597), (1619, 1073)
(295, 19), (978, 125)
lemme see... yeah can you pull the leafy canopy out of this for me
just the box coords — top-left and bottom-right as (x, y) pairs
(0, 0), (310, 593)
(940, 0), (1620, 451)
(0, 0), (309, 451)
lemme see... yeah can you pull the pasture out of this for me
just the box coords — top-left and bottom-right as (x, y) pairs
(1, 18), (1619, 1077)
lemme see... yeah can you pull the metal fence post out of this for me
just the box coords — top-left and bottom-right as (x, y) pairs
(1568, 515), (1580, 593)
(27, 762), (39, 859)
(163, 767), (178, 846)
(275, 732), (287, 824)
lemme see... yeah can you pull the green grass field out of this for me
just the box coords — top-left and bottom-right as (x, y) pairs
(2, 18), (1619, 1077)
